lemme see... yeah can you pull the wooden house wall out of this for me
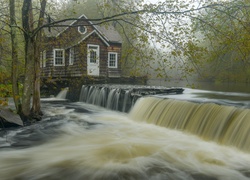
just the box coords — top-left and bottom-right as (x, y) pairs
(41, 18), (122, 79)
(107, 43), (122, 77)
(65, 43), (86, 77)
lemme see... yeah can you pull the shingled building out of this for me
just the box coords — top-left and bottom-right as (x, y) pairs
(40, 14), (122, 79)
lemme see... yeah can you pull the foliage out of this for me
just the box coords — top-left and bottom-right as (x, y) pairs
(96, 0), (224, 81)
(192, 0), (250, 83)
(0, 72), (11, 106)
(0, 0), (25, 80)
(1, 0), (250, 121)
(53, 0), (155, 77)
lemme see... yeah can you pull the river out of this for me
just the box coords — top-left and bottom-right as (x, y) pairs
(0, 83), (250, 180)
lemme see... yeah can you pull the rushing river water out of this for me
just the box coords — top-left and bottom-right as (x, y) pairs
(0, 86), (250, 180)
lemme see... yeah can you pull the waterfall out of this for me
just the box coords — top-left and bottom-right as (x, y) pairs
(79, 85), (88, 102)
(55, 87), (69, 99)
(122, 90), (132, 112)
(129, 96), (250, 152)
(82, 86), (125, 111)
(79, 85), (184, 112)
(1, 90), (250, 180)
(106, 88), (120, 110)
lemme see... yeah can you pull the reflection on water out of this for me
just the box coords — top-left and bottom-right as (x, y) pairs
(0, 88), (250, 180)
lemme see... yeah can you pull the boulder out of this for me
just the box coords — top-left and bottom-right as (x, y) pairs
(0, 108), (23, 128)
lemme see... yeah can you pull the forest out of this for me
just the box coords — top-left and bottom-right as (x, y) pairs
(0, 0), (249, 122)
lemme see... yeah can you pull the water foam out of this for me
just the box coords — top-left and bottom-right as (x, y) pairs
(0, 107), (250, 180)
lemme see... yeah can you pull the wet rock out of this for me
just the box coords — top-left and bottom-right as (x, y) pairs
(0, 108), (23, 128)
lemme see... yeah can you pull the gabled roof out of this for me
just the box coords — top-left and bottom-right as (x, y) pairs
(63, 30), (110, 49)
(45, 14), (122, 44)
(78, 30), (110, 46)
(95, 25), (122, 44)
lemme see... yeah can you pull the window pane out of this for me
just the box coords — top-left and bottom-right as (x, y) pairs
(87, 45), (99, 64)
(40, 51), (47, 67)
(89, 46), (97, 50)
(90, 51), (96, 63)
(78, 26), (86, 34)
(56, 51), (62, 58)
(43, 51), (46, 67)
(69, 48), (74, 65)
(40, 52), (43, 67)
(54, 49), (64, 65)
(109, 53), (117, 68)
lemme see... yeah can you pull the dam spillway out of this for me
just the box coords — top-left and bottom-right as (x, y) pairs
(1, 87), (250, 179)
(79, 84), (184, 112)
(129, 96), (250, 152)
(77, 84), (250, 152)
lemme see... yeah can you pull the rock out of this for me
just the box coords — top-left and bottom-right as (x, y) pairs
(0, 108), (23, 128)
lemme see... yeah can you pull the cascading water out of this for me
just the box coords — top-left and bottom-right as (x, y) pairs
(79, 85), (250, 152)
(55, 87), (69, 99)
(79, 84), (183, 112)
(79, 85), (139, 112)
(106, 88), (121, 110)
(129, 96), (250, 152)
(1, 87), (250, 180)
(122, 89), (133, 112)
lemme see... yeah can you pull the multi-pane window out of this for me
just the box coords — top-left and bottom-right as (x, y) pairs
(108, 52), (118, 68)
(54, 49), (65, 66)
(40, 50), (46, 68)
(69, 48), (75, 65)
(88, 45), (99, 63)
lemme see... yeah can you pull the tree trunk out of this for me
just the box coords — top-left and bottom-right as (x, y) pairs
(31, 0), (47, 118)
(31, 40), (42, 118)
(21, 37), (35, 119)
(21, 0), (34, 120)
(9, 0), (21, 113)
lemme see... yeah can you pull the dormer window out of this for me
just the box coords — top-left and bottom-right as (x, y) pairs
(78, 25), (87, 34)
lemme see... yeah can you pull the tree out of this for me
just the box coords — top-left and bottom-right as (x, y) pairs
(18, 0), (47, 121)
(53, 0), (155, 77)
(3, 0), (249, 123)
(9, 0), (21, 113)
(4, 0), (47, 122)
(190, 0), (250, 83)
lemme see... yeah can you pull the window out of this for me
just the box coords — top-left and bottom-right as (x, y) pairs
(53, 49), (65, 66)
(87, 45), (99, 63)
(69, 48), (75, 65)
(40, 50), (46, 68)
(78, 25), (87, 34)
(108, 52), (118, 68)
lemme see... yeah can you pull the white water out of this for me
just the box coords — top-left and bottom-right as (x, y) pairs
(130, 96), (250, 152)
(55, 87), (69, 99)
(0, 88), (250, 179)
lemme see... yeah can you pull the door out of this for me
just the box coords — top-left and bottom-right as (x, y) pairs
(87, 44), (100, 76)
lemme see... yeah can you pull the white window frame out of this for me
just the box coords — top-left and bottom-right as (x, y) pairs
(78, 25), (87, 34)
(87, 44), (99, 64)
(53, 49), (65, 66)
(43, 50), (46, 67)
(40, 50), (46, 68)
(69, 48), (75, 65)
(108, 52), (118, 68)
